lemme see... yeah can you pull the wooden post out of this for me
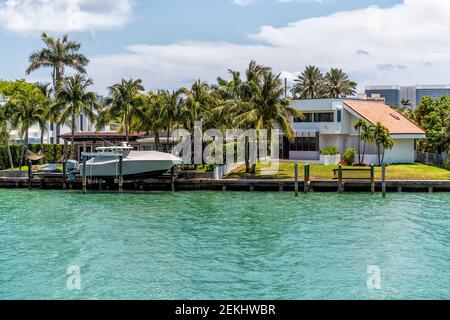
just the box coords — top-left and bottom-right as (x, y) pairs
(62, 161), (67, 190)
(82, 155), (87, 194)
(304, 163), (310, 193)
(382, 163), (386, 198)
(294, 161), (299, 197)
(279, 184), (284, 192)
(171, 166), (176, 192)
(28, 160), (32, 190)
(118, 155), (123, 194)
(338, 164), (343, 193)
(370, 164), (375, 194)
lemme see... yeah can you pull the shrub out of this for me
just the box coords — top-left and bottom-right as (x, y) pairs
(343, 148), (356, 165)
(321, 146), (340, 155)
(0, 144), (70, 170)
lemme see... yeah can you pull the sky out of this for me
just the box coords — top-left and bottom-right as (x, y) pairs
(1, 0), (450, 94)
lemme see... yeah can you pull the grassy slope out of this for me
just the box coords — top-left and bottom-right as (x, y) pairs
(226, 163), (450, 180)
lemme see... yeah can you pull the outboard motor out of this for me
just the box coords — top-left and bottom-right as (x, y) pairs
(66, 160), (80, 172)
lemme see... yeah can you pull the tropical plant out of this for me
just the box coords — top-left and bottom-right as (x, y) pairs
(102, 79), (145, 142)
(52, 74), (98, 159)
(0, 109), (14, 169)
(354, 119), (368, 165)
(26, 33), (89, 91)
(360, 124), (374, 165)
(321, 146), (340, 155)
(410, 96), (449, 153)
(343, 148), (356, 165)
(226, 71), (302, 173)
(371, 122), (394, 165)
(4, 86), (48, 169)
(159, 89), (185, 142)
(323, 68), (357, 98)
(35, 83), (53, 152)
(130, 91), (164, 151)
(291, 65), (324, 99)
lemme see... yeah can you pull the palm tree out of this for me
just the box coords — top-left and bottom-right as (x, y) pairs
(372, 122), (394, 165)
(181, 80), (217, 132)
(35, 83), (53, 152)
(360, 124), (374, 165)
(159, 89), (185, 145)
(131, 92), (164, 151)
(291, 65), (324, 99)
(103, 79), (145, 143)
(354, 119), (368, 165)
(52, 74), (98, 160)
(226, 71), (303, 173)
(26, 33), (89, 92)
(323, 68), (357, 98)
(5, 88), (47, 169)
(0, 109), (14, 169)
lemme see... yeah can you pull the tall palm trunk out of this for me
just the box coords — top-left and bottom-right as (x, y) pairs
(5, 137), (14, 170)
(40, 129), (45, 164)
(361, 140), (366, 165)
(155, 131), (161, 151)
(357, 129), (362, 165)
(70, 112), (76, 160)
(19, 129), (29, 171)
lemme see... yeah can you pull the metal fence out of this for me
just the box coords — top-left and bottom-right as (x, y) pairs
(416, 151), (449, 168)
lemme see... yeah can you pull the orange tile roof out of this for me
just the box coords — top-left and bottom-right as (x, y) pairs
(343, 100), (426, 135)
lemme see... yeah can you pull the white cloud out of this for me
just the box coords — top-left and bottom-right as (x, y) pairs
(230, 0), (256, 6)
(0, 0), (133, 33)
(87, 0), (450, 93)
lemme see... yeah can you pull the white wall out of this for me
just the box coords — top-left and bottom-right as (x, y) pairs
(357, 139), (416, 165)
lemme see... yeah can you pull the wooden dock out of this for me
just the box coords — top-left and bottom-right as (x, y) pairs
(1, 174), (449, 193)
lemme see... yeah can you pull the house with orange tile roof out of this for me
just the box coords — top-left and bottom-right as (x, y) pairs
(283, 99), (426, 164)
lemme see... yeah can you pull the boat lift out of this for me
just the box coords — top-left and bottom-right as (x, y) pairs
(80, 151), (124, 194)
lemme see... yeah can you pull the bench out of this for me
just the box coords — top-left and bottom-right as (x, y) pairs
(332, 167), (374, 180)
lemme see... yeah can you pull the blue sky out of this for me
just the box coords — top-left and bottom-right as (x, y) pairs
(1, 0), (449, 93)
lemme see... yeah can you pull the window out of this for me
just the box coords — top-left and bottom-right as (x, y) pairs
(50, 122), (54, 131)
(290, 137), (319, 151)
(337, 110), (342, 122)
(294, 113), (313, 123)
(314, 113), (334, 122)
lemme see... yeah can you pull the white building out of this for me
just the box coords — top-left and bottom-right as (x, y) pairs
(282, 99), (426, 164)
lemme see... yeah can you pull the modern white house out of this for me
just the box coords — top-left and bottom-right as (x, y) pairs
(282, 99), (426, 164)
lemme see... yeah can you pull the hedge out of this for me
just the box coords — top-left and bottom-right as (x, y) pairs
(0, 144), (71, 170)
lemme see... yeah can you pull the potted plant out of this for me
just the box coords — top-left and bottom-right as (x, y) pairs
(343, 148), (356, 166)
(320, 147), (341, 165)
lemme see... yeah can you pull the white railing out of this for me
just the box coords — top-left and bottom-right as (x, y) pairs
(213, 162), (244, 179)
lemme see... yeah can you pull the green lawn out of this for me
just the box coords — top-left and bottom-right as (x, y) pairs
(226, 162), (450, 181)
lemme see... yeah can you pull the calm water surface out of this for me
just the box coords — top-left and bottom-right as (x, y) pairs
(0, 189), (449, 299)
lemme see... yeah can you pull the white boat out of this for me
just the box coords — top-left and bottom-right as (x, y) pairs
(82, 144), (182, 180)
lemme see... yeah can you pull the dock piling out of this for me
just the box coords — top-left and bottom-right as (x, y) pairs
(27, 160), (32, 190)
(370, 164), (375, 194)
(82, 155), (87, 194)
(62, 161), (67, 190)
(118, 155), (123, 194)
(171, 166), (176, 192)
(294, 161), (299, 197)
(304, 163), (310, 193)
(382, 163), (387, 198)
(338, 164), (343, 193)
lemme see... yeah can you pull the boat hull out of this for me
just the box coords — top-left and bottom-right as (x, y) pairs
(82, 151), (182, 180)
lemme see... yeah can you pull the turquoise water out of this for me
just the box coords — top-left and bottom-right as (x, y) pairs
(0, 189), (449, 300)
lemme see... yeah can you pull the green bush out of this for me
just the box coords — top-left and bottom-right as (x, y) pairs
(0, 144), (71, 170)
(343, 148), (356, 165)
(321, 146), (340, 155)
